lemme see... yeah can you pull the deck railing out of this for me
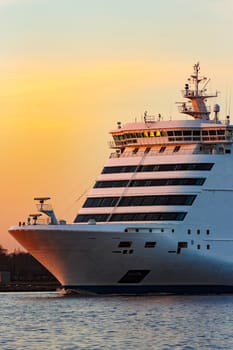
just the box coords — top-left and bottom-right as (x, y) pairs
(36, 203), (53, 211)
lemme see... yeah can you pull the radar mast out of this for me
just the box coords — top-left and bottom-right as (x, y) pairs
(34, 197), (58, 225)
(178, 62), (218, 120)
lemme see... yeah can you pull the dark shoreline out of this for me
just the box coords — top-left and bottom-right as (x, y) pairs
(0, 282), (61, 292)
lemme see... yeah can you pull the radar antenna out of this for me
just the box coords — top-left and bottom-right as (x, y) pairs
(34, 197), (51, 211)
(34, 197), (58, 225)
(29, 213), (42, 225)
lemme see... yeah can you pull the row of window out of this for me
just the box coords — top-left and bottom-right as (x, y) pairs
(197, 244), (210, 250)
(124, 227), (175, 233)
(102, 163), (214, 174)
(117, 241), (210, 251)
(74, 212), (187, 222)
(124, 146), (182, 154)
(117, 145), (231, 156)
(188, 229), (210, 235)
(94, 177), (206, 188)
(114, 241), (157, 254)
(118, 241), (155, 248)
(83, 195), (196, 208)
(113, 129), (226, 140)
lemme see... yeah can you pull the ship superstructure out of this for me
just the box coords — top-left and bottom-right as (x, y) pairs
(9, 63), (233, 294)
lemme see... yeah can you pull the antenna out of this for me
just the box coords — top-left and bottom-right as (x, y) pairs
(225, 85), (232, 117)
(228, 88), (232, 116)
(202, 78), (210, 92)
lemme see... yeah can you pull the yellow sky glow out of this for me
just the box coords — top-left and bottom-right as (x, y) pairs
(1, 59), (174, 250)
(2, 0), (233, 251)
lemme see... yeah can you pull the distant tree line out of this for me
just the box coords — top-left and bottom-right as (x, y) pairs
(0, 245), (58, 282)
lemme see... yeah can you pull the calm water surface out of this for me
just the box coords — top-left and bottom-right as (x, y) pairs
(0, 292), (233, 349)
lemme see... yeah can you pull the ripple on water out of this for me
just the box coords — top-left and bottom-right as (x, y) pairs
(0, 293), (233, 349)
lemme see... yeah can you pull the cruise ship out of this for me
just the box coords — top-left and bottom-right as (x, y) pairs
(9, 63), (233, 294)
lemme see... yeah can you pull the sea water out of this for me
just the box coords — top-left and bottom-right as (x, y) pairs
(0, 292), (233, 350)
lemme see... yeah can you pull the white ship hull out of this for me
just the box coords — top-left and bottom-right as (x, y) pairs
(9, 220), (233, 294)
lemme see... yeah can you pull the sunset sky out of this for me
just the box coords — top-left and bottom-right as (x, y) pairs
(1, 0), (233, 251)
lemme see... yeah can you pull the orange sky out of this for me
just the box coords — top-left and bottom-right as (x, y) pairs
(2, 59), (175, 251)
(2, 0), (233, 251)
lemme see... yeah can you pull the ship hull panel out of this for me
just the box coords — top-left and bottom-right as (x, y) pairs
(9, 224), (233, 295)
